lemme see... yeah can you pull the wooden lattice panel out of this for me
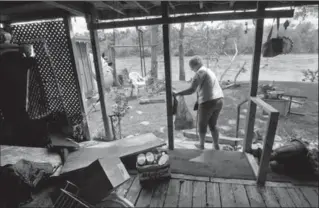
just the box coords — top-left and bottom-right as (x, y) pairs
(11, 20), (83, 126)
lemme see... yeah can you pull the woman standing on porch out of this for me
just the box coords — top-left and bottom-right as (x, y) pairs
(174, 56), (224, 150)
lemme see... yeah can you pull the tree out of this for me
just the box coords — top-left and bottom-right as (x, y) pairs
(179, 23), (186, 81)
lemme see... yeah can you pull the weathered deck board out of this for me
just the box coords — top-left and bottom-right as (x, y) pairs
(178, 180), (193, 207)
(299, 187), (319, 208)
(150, 180), (169, 208)
(232, 184), (250, 207)
(245, 185), (266, 207)
(206, 182), (221, 207)
(192, 181), (206, 208)
(135, 187), (153, 207)
(259, 186), (280, 207)
(163, 179), (180, 207)
(125, 176), (142, 206)
(272, 187), (296, 207)
(287, 188), (311, 207)
(116, 176), (135, 197)
(219, 183), (237, 207)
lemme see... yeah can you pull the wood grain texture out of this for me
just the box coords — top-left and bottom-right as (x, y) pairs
(299, 187), (319, 208)
(232, 184), (250, 207)
(219, 183), (236, 207)
(245, 185), (266, 207)
(150, 181), (169, 208)
(287, 188), (311, 207)
(125, 176), (142, 206)
(116, 176), (135, 197)
(192, 181), (206, 208)
(206, 182), (221, 207)
(163, 179), (180, 207)
(150, 181), (169, 207)
(259, 186), (280, 207)
(272, 187), (296, 207)
(135, 187), (153, 207)
(178, 180), (193, 207)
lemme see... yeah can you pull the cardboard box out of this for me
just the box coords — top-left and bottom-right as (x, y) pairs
(75, 157), (130, 204)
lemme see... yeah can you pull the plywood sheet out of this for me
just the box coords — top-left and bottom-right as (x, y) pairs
(61, 133), (165, 174)
(0, 145), (61, 167)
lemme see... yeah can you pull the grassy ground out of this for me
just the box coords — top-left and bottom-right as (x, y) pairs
(88, 80), (318, 144)
(115, 54), (318, 82)
(86, 54), (318, 144)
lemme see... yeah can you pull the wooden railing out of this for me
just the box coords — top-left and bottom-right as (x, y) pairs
(243, 96), (280, 185)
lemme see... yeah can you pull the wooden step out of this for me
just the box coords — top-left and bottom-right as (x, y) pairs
(183, 130), (243, 146)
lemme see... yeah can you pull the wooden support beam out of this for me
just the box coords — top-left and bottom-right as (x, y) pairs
(132, 1), (150, 14)
(90, 1), (126, 16)
(44, 1), (85, 16)
(85, 7), (113, 141)
(151, 25), (158, 79)
(91, 9), (294, 30)
(162, 1), (174, 150)
(63, 16), (90, 141)
(257, 111), (279, 185)
(243, 2), (266, 153)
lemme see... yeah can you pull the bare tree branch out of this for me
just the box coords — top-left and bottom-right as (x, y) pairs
(219, 40), (238, 82)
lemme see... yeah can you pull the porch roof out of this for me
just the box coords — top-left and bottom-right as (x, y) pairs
(0, 1), (317, 24)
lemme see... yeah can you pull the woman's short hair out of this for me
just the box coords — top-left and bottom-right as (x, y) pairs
(189, 56), (203, 68)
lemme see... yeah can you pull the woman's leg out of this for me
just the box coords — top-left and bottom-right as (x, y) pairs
(196, 102), (213, 149)
(208, 99), (223, 150)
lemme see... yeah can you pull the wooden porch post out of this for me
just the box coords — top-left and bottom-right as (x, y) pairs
(162, 1), (174, 150)
(86, 8), (113, 141)
(63, 16), (90, 141)
(151, 25), (158, 79)
(243, 2), (266, 152)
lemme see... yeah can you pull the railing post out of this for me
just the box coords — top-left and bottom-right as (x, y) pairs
(257, 111), (279, 185)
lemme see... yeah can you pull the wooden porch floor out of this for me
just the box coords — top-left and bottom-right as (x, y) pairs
(115, 174), (319, 208)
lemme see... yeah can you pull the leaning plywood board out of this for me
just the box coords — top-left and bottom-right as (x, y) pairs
(0, 145), (61, 167)
(61, 133), (166, 174)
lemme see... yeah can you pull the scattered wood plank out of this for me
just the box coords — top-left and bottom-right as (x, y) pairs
(286, 188), (311, 207)
(178, 180), (193, 207)
(135, 187), (153, 207)
(116, 176), (135, 197)
(192, 181), (206, 208)
(206, 182), (221, 207)
(171, 173), (209, 182)
(272, 187), (296, 207)
(245, 153), (259, 179)
(245, 185), (266, 207)
(299, 187), (319, 208)
(210, 178), (256, 186)
(259, 186), (280, 207)
(232, 184), (250, 207)
(61, 133), (165, 174)
(149, 180), (169, 208)
(219, 183), (236, 207)
(163, 179), (180, 207)
(125, 176), (142, 206)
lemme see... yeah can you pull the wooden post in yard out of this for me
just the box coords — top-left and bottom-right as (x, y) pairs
(162, 1), (174, 150)
(86, 8), (113, 141)
(243, 2), (266, 153)
(151, 25), (158, 79)
(63, 16), (90, 141)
